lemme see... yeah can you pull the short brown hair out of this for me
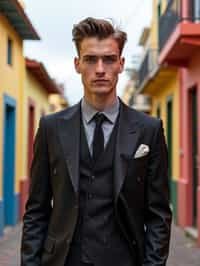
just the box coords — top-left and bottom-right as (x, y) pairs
(72, 17), (127, 56)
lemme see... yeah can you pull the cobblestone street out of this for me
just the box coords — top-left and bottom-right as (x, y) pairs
(0, 225), (20, 266)
(0, 223), (199, 265)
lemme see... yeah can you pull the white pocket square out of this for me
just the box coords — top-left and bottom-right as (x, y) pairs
(134, 144), (150, 159)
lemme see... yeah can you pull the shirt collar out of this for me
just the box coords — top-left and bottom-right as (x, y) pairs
(81, 97), (119, 124)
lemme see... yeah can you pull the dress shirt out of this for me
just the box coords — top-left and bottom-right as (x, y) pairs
(81, 97), (119, 155)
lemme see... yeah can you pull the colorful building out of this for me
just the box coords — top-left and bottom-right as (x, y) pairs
(19, 58), (63, 219)
(49, 85), (69, 114)
(132, 0), (180, 222)
(121, 80), (135, 106)
(158, 0), (200, 244)
(0, 0), (39, 236)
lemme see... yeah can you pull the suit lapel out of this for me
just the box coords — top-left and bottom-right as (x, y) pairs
(57, 100), (143, 200)
(57, 102), (81, 195)
(113, 102), (143, 201)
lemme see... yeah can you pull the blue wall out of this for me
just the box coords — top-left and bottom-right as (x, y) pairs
(2, 94), (18, 229)
(0, 200), (3, 236)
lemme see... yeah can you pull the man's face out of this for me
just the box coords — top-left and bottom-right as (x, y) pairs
(74, 37), (125, 98)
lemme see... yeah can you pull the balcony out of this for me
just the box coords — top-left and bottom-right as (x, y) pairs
(159, 0), (200, 66)
(136, 49), (159, 89)
(135, 48), (177, 94)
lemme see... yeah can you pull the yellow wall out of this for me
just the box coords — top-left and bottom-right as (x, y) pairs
(150, 0), (159, 49)
(20, 70), (50, 180)
(48, 94), (68, 113)
(0, 14), (24, 198)
(142, 0), (180, 181)
(150, 75), (179, 181)
(150, 0), (169, 49)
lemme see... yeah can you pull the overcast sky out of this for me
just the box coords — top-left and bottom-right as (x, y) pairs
(23, 0), (152, 105)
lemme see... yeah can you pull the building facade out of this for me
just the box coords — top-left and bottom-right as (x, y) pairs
(0, 0), (67, 238)
(133, 0), (180, 222)
(158, 0), (200, 244)
(0, 0), (39, 236)
(19, 59), (63, 219)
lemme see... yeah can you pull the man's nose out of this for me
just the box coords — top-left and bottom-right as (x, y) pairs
(95, 59), (105, 74)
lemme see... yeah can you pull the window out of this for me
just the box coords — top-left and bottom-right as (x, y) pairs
(156, 104), (161, 118)
(194, 0), (200, 21)
(7, 38), (13, 65)
(158, 0), (162, 18)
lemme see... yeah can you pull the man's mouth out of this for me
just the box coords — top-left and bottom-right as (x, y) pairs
(93, 79), (109, 83)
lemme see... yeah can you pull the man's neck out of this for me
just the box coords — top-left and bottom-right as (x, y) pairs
(84, 93), (118, 111)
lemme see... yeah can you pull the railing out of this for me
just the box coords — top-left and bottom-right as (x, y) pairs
(159, 0), (180, 51)
(137, 52), (149, 89)
(189, 0), (200, 21)
(136, 49), (159, 89)
(159, 0), (200, 51)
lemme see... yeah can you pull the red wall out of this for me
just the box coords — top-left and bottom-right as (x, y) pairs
(178, 52), (200, 245)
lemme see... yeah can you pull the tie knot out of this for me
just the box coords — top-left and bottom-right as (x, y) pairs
(94, 113), (106, 125)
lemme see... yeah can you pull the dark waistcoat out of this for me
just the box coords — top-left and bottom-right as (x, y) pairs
(65, 118), (134, 266)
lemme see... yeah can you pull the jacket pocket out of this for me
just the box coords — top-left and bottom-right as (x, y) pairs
(126, 155), (148, 180)
(43, 235), (56, 254)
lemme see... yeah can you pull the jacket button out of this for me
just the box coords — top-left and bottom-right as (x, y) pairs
(103, 236), (107, 244)
(53, 168), (57, 175)
(88, 193), (93, 199)
(137, 176), (142, 183)
(66, 238), (71, 244)
(132, 240), (136, 245)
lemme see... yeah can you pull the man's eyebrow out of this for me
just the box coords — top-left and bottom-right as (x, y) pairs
(82, 55), (96, 57)
(82, 54), (118, 57)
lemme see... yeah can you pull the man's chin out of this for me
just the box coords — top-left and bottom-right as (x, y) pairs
(92, 86), (111, 95)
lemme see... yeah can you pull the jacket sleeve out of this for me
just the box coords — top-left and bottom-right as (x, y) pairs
(21, 117), (52, 266)
(143, 120), (172, 266)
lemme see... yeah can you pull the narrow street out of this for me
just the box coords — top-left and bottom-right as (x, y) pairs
(167, 225), (200, 266)
(0, 223), (199, 266)
(0, 225), (20, 266)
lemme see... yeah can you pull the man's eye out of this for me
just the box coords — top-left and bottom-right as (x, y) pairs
(82, 55), (118, 64)
(84, 56), (97, 64)
(103, 56), (118, 64)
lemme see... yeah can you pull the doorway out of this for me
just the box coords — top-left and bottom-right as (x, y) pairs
(189, 87), (198, 227)
(167, 96), (177, 221)
(3, 95), (16, 226)
(27, 99), (35, 179)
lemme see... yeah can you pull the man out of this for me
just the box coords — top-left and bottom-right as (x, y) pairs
(21, 17), (172, 266)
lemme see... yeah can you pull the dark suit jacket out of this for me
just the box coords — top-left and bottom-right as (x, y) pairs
(21, 100), (172, 266)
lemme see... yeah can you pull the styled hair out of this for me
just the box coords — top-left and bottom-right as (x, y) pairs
(72, 17), (127, 56)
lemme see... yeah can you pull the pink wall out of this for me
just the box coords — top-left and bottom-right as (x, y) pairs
(178, 52), (200, 245)
(181, 0), (190, 19)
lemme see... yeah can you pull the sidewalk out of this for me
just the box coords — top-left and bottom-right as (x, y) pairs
(0, 223), (199, 265)
(167, 225), (200, 266)
(0, 224), (20, 266)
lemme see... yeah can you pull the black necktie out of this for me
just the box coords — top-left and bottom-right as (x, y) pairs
(93, 113), (105, 162)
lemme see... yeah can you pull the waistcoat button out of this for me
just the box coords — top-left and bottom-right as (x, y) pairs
(53, 167), (57, 175)
(88, 193), (93, 199)
(132, 240), (136, 245)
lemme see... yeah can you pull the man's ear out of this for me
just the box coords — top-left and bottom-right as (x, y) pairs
(74, 57), (80, 74)
(119, 57), (125, 73)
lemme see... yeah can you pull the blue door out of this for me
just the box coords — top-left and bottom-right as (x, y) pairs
(3, 94), (16, 226)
